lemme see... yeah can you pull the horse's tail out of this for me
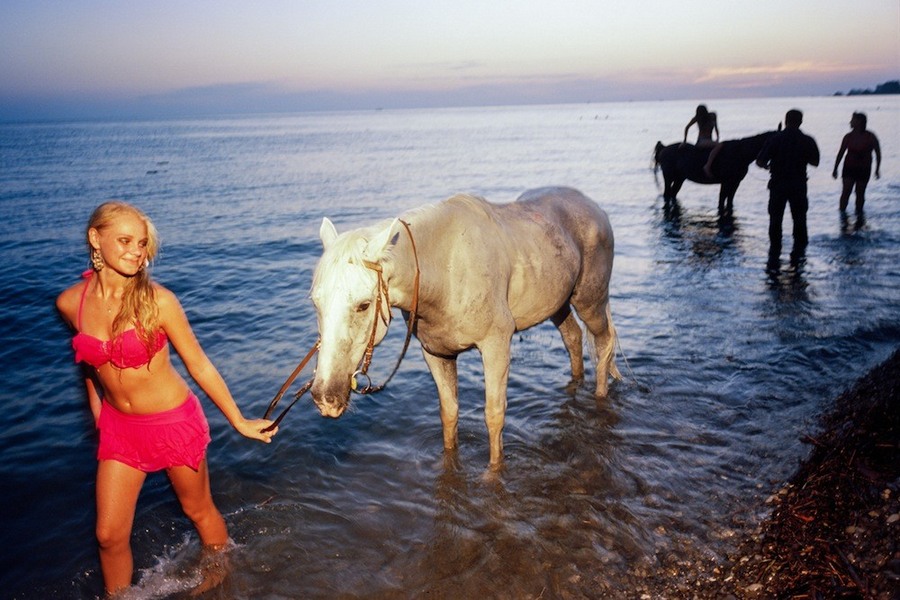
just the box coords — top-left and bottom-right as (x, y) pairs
(587, 301), (622, 379)
(600, 303), (622, 381)
(653, 141), (665, 171)
(652, 141), (665, 189)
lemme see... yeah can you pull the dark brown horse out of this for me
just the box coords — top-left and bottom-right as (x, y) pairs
(654, 131), (776, 213)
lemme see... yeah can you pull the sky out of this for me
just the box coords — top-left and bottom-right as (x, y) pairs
(1, 0), (898, 121)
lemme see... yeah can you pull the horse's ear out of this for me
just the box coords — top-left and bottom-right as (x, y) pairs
(365, 218), (399, 261)
(320, 218), (339, 249)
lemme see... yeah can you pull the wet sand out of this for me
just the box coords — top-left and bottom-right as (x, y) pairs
(651, 348), (900, 599)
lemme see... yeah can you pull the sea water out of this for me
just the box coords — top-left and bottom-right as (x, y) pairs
(1, 96), (898, 598)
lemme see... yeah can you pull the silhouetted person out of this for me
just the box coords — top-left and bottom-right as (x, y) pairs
(683, 104), (721, 177)
(756, 109), (820, 261)
(832, 112), (881, 214)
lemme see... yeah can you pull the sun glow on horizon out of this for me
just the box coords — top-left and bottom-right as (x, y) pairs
(0, 0), (897, 119)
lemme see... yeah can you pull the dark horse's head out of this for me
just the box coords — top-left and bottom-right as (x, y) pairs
(731, 131), (778, 166)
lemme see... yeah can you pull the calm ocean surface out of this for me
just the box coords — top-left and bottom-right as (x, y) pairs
(1, 96), (898, 599)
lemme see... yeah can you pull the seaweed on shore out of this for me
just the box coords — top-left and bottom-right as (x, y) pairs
(695, 348), (900, 599)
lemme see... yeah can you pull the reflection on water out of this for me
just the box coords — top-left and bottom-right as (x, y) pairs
(840, 209), (867, 236)
(766, 253), (811, 306)
(658, 199), (742, 266)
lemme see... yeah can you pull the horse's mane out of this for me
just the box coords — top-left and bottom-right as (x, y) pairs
(727, 130), (777, 161)
(445, 193), (492, 214)
(736, 131), (775, 143)
(312, 219), (393, 290)
(445, 193), (502, 225)
(400, 193), (501, 233)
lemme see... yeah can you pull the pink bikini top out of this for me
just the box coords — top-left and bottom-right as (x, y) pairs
(71, 271), (168, 369)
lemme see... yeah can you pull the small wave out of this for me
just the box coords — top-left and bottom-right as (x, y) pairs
(117, 536), (238, 600)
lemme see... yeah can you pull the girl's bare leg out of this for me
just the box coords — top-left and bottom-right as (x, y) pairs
(96, 460), (146, 595)
(167, 459), (230, 594)
(167, 459), (227, 545)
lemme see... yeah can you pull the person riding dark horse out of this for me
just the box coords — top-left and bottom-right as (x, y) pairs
(683, 104), (722, 177)
(654, 129), (778, 214)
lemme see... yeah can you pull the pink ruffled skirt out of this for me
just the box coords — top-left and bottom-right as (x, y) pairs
(97, 392), (211, 472)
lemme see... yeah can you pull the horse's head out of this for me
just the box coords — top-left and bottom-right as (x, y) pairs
(309, 217), (398, 418)
(732, 129), (780, 165)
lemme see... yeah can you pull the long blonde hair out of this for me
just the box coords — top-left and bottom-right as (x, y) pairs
(87, 201), (161, 347)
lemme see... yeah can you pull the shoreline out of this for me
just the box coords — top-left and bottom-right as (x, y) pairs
(661, 348), (900, 599)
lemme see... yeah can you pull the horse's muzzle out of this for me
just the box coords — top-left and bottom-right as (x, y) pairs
(311, 379), (351, 418)
(314, 397), (348, 418)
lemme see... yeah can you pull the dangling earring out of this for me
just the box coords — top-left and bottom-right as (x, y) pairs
(91, 248), (105, 271)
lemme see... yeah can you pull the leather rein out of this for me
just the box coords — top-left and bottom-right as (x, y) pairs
(262, 220), (419, 432)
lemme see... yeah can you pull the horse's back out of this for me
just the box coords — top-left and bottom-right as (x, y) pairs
(415, 186), (613, 300)
(510, 186), (613, 247)
(438, 187), (611, 248)
(487, 187), (614, 329)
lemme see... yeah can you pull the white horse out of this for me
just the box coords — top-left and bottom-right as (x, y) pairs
(310, 186), (620, 466)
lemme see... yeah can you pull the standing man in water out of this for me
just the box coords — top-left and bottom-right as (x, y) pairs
(756, 109), (820, 263)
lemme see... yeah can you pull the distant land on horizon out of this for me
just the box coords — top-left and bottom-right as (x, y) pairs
(834, 79), (899, 96)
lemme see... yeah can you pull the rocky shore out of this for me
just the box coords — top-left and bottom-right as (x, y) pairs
(671, 348), (900, 599)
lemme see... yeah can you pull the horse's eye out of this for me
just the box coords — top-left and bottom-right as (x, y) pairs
(356, 302), (370, 312)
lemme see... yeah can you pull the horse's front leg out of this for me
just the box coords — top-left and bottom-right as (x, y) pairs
(479, 333), (513, 467)
(422, 350), (459, 452)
